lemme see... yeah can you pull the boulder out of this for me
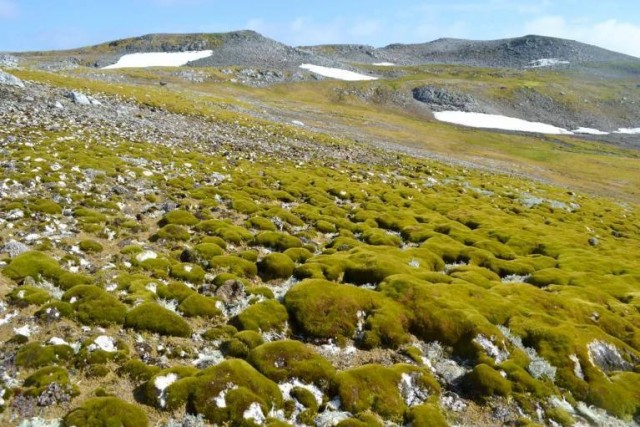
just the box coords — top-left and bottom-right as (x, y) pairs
(64, 91), (91, 105)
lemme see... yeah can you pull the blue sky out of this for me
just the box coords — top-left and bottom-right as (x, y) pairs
(1, 0), (640, 57)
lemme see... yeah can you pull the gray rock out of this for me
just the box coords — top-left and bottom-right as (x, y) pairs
(64, 91), (91, 105)
(0, 54), (18, 68)
(2, 240), (29, 257)
(215, 280), (245, 305)
(588, 237), (599, 246)
(0, 70), (25, 88)
(587, 340), (634, 372)
(412, 85), (481, 112)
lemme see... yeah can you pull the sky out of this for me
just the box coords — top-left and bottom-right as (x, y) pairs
(1, 0), (640, 57)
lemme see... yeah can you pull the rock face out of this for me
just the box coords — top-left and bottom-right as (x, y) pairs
(588, 340), (634, 373)
(412, 85), (483, 112)
(0, 70), (25, 88)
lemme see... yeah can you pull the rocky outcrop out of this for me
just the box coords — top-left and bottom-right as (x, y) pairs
(0, 70), (25, 88)
(412, 85), (483, 112)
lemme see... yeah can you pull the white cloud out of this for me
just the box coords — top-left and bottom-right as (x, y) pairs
(0, 0), (18, 19)
(524, 16), (640, 58)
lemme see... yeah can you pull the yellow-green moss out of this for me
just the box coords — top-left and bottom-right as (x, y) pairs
(63, 397), (149, 427)
(125, 303), (192, 337)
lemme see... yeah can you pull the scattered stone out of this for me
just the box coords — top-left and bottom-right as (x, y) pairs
(64, 91), (91, 105)
(2, 240), (29, 257)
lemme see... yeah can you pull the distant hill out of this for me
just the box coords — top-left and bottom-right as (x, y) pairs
(28, 30), (338, 70)
(303, 35), (640, 69)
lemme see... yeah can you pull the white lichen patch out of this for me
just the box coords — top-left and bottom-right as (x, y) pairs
(498, 326), (556, 380)
(214, 383), (238, 408)
(136, 250), (157, 263)
(13, 324), (33, 337)
(278, 379), (324, 406)
(473, 334), (509, 364)
(243, 402), (266, 425)
(87, 335), (117, 352)
(501, 274), (531, 284)
(192, 349), (224, 368)
(154, 373), (178, 408)
(421, 341), (469, 384)
(158, 298), (179, 313)
(399, 372), (430, 407)
(569, 354), (585, 380)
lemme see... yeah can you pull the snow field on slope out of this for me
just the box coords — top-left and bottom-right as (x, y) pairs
(300, 64), (378, 81)
(103, 51), (213, 69)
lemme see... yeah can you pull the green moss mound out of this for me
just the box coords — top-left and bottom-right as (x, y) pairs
(191, 359), (283, 425)
(155, 224), (191, 241)
(248, 340), (335, 387)
(7, 286), (51, 306)
(258, 253), (295, 281)
(284, 279), (410, 348)
(62, 285), (127, 326)
(63, 397), (149, 427)
(255, 231), (303, 251)
(3, 251), (63, 282)
(30, 199), (62, 215)
(178, 293), (221, 318)
(461, 364), (512, 399)
(407, 402), (449, 427)
(161, 209), (199, 226)
(236, 299), (289, 332)
(170, 262), (205, 284)
(125, 303), (192, 337)
(78, 239), (104, 253)
(335, 364), (439, 420)
(210, 255), (257, 278)
(16, 342), (74, 368)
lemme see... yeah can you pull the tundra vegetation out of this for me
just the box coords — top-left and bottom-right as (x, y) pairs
(1, 52), (640, 426)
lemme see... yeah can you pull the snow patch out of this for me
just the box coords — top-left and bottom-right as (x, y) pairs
(103, 51), (213, 69)
(434, 111), (574, 135)
(527, 58), (570, 68)
(573, 127), (609, 135)
(614, 127), (640, 134)
(373, 62), (395, 66)
(300, 64), (378, 81)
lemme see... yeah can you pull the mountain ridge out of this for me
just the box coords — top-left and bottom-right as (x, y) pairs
(11, 31), (640, 70)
